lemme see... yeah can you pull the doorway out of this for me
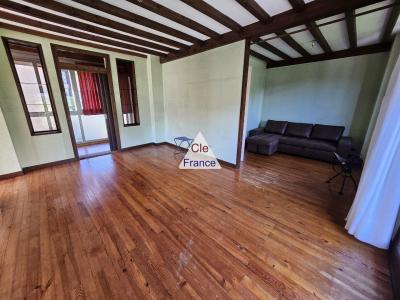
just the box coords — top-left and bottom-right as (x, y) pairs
(51, 45), (120, 159)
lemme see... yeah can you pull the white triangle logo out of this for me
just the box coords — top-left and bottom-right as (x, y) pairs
(179, 132), (221, 169)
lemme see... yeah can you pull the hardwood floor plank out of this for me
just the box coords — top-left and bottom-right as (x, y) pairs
(0, 145), (392, 299)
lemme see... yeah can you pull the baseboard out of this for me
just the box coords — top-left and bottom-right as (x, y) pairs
(14, 141), (237, 175)
(120, 142), (156, 151)
(0, 170), (24, 180)
(154, 142), (169, 146)
(22, 158), (78, 173)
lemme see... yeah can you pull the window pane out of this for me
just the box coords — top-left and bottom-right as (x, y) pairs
(116, 59), (140, 126)
(31, 116), (53, 132)
(6, 39), (59, 134)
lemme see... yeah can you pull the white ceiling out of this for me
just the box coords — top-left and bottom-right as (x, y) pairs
(252, 0), (399, 60)
(1, 0), (399, 60)
(154, 0), (231, 34)
(203, 0), (258, 26)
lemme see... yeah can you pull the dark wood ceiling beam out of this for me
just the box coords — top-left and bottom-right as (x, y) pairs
(126, 0), (219, 39)
(26, 0), (188, 49)
(306, 22), (332, 53)
(275, 30), (310, 56)
(288, 0), (332, 54)
(0, 0), (175, 53)
(180, 0), (242, 32)
(0, 22), (146, 58)
(236, 0), (309, 56)
(161, 0), (383, 63)
(345, 10), (357, 48)
(73, 0), (201, 44)
(267, 43), (391, 68)
(381, 4), (400, 42)
(287, 0), (306, 11)
(236, 0), (271, 23)
(255, 38), (291, 60)
(0, 11), (166, 56)
(250, 50), (275, 65)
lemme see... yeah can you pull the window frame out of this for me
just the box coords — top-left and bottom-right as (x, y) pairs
(2, 37), (61, 136)
(116, 58), (140, 127)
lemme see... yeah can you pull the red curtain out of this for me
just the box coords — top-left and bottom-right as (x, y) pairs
(117, 67), (133, 114)
(78, 71), (104, 115)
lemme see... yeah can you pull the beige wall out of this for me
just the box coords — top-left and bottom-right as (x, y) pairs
(362, 34), (400, 157)
(162, 41), (246, 164)
(247, 52), (388, 153)
(0, 28), (156, 169)
(246, 56), (267, 133)
(147, 55), (166, 143)
(0, 105), (21, 175)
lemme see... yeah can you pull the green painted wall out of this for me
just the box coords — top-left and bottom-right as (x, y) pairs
(147, 55), (166, 143)
(162, 41), (245, 164)
(0, 28), (155, 168)
(0, 105), (21, 175)
(246, 56), (267, 133)
(362, 35), (400, 157)
(254, 52), (389, 152)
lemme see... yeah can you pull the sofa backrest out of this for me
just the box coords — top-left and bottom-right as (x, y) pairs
(264, 120), (288, 134)
(284, 122), (314, 138)
(310, 124), (345, 142)
(263, 120), (346, 142)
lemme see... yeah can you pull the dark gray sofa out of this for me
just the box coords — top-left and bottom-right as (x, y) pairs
(246, 120), (352, 162)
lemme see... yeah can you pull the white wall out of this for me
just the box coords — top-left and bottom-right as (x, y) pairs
(246, 56), (267, 132)
(162, 41), (246, 164)
(246, 52), (388, 152)
(0, 28), (155, 168)
(110, 52), (154, 149)
(147, 55), (166, 143)
(362, 35), (400, 157)
(0, 105), (21, 175)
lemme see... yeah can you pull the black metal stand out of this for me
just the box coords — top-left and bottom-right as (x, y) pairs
(173, 136), (194, 155)
(326, 152), (359, 195)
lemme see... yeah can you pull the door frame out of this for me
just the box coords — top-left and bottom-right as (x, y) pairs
(51, 44), (121, 158)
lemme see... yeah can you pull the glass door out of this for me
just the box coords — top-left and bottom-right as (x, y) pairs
(61, 69), (111, 158)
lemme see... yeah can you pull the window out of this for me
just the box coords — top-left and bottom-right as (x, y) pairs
(3, 38), (60, 135)
(116, 59), (140, 126)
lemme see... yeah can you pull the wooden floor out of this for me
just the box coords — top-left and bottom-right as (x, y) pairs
(77, 142), (110, 157)
(0, 145), (392, 299)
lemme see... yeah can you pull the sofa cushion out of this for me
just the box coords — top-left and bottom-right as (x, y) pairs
(305, 139), (337, 152)
(284, 122), (313, 138)
(246, 134), (280, 155)
(310, 124), (345, 142)
(247, 133), (280, 145)
(279, 136), (336, 151)
(279, 136), (309, 148)
(264, 120), (288, 135)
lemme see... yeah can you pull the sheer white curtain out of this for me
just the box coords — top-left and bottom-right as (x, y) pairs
(345, 51), (400, 249)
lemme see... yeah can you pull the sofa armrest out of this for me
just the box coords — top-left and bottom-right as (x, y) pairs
(337, 136), (352, 157)
(248, 127), (264, 137)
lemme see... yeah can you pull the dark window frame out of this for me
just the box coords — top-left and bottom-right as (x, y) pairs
(116, 58), (140, 127)
(2, 37), (61, 136)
